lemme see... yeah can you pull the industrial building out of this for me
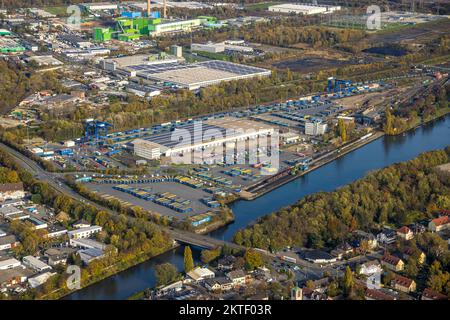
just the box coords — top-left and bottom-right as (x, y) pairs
(191, 40), (254, 54)
(126, 60), (271, 90)
(133, 118), (274, 160)
(80, 2), (118, 11)
(0, 37), (25, 53)
(268, 3), (341, 15)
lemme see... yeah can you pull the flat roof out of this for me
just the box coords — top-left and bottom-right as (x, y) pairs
(132, 60), (270, 88)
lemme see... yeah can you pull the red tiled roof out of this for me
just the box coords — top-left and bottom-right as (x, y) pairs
(365, 288), (395, 300)
(381, 253), (402, 266)
(431, 216), (450, 227)
(397, 226), (411, 234)
(421, 288), (448, 300)
(393, 274), (414, 288)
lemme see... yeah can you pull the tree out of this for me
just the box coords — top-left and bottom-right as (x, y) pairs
(343, 266), (354, 296)
(338, 118), (347, 142)
(183, 246), (194, 273)
(201, 248), (221, 264)
(155, 263), (180, 286)
(244, 249), (263, 271)
(384, 107), (395, 135)
(405, 258), (419, 277)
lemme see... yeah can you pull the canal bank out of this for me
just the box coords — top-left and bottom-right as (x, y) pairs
(65, 114), (450, 300)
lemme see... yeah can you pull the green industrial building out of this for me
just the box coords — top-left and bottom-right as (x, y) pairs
(93, 16), (214, 42)
(93, 17), (161, 42)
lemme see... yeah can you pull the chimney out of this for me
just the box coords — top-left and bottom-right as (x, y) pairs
(147, 0), (151, 17)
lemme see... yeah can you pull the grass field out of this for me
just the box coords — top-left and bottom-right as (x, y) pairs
(43, 6), (68, 16)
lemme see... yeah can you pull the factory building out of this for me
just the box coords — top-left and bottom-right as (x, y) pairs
(268, 3), (341, 15)
(305, 121), (328, 136)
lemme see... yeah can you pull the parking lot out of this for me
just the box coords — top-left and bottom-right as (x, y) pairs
(85, 181), (213, 218)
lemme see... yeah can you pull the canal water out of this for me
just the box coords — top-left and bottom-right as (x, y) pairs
(66, 115), (450, 300)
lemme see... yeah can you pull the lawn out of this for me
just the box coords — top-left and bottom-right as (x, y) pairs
(43, 6), (68, 16)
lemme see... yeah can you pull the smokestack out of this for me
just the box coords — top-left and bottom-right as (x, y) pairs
(163, 0), (167, 18)
(147, 0), (151, 17)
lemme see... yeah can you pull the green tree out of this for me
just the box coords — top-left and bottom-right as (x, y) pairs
(244, 249), (263, 270)
(201, 248), (221, 264)
(183, 246), (194, 273)
(155, 263), (180, 286)
(338, 118), (347, 142)
(384, 107), (395, 135)
(343, 266), (354, 296)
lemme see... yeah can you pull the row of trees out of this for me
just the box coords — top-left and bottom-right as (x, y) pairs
(384, 83), (450, 135)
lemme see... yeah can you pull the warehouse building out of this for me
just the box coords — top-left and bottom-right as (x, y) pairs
(131, 60), (271, 90)
(268, 3), (341, 15)
(133, 118), (275, 161)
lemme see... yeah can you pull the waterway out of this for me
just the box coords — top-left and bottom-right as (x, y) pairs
(66, 115), (450, 300)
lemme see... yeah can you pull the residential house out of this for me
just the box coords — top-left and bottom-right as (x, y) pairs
(421, 288), (448, 300)
(402, 247), (426, 264)
(186, 267), (215, 282)
(365, 288), (396, 300)
(0, 183), (25, 202)
(428, 216), (450, 232)
(391, 274), (416, 293)
(358, 260), (382, 276)
(301, 287), (328, 300)
(226, 269), (249, 287)
(204, 277), (233, 292)
(377, 229), (396, 245)
(331, 242), (354, 260)
(353, 230), (378, 250)
(217, 255), (236, 271)
(397, 226), (414, 240)
(381, 253), (404, 272)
